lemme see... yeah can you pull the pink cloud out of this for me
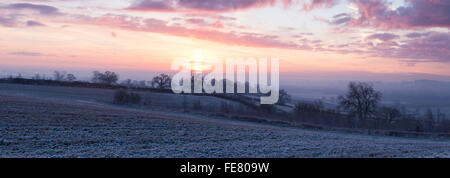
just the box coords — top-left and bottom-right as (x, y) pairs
(185, 18), (208, 25)
(67, 13), (449, 64)
(70, 14), (312, 50)
(5, 1), (446, 65)
(212, 20), (224, 28)
(301, 0), (338, 11)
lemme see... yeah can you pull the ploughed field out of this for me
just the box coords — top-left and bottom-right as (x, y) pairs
(0, 83), (449, 157)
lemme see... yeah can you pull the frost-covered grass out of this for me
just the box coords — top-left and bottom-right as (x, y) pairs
(1, 94), (449, 158)
(0, 83), (253, 113)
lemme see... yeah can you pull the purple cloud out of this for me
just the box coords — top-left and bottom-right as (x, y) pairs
(0, 16), (17, 27)
(127, 0), (175, 12)
(176, 0), (276, 11)
(315, 12), (351, 26)
(391, 32), (450, 63)
(366, 33), (399, 41)
(332, 16), (351, 25)
(4, 3), (61, 15)
(350, 0), (450, 29)
(128, 0), (293, 12)
(405, 32), (428, 38)
(26, 20), (46, 27)
(350, 31), (450, 64)
(0, 14), (46, 27)
(9, 51), (42, 56)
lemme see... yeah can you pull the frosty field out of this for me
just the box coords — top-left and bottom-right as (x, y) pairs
(0, 84), (449, 158)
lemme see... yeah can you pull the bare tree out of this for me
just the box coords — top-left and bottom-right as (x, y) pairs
(338, 82), (382, 120)
(102, 71), (118, 84)
(121, 79), (132, 87)
(138, 80), (147, 87)
(378, 106), (401, 123)
(91, 71), (118, 84)
(53, 71), (66, 81)
(91, 71), (102, 83)
(66, 74), (76, 81)
(152, 74), (171, 89)
(32, 73), (42, 80)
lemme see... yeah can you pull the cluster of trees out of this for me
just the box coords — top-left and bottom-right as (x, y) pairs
(53, 71), (77, 82)
(29, 71), (77, 81)
(93, 71), (172, 89)
(91, 71), (118, 84)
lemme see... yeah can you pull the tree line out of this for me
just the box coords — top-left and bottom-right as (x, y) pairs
(28, 70), (174, 89)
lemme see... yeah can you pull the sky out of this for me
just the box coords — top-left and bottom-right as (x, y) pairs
(0, 0), (449, 82)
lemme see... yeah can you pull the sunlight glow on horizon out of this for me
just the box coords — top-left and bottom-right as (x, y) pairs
(0, 0), (449, 81)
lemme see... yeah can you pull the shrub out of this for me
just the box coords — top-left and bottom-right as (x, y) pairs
(378, 106), (401, 123)
(114, 90), (141, 104)
(53, 71), (66, 81)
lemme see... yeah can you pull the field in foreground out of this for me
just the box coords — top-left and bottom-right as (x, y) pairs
(0, 84), (449, 158)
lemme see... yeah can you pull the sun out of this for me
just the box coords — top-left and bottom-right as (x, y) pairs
(191, 49), (212, 74)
